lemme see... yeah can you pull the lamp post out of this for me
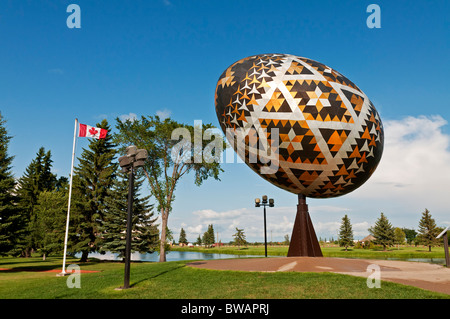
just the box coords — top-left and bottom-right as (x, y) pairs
(117, 145), (148, 289)
(255, 195), (274, 257)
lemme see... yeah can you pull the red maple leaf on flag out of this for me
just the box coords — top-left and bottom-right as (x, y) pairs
(89, 127), (98, 136)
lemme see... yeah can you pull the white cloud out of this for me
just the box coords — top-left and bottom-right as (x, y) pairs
(353, 222), (370, 237)
(193, 208), (245, 220)
(312, 205), (352, 214)
(350, 115), (450, 206)
(119, 112), (138, 122)
(175, 206), (294, 243)
(156, 109), (172, 120)
(186, 224), (203, 236)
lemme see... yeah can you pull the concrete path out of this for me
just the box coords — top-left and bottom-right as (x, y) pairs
(187, 257), (450, 295)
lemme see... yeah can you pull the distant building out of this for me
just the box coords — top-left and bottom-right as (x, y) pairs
(361, 235), (375, 242)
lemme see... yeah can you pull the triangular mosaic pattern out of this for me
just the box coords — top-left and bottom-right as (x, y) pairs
(215, 54), (384, 198)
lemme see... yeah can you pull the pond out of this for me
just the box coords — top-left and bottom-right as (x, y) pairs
(76, 250), (265, 262)
(77, 251), (446, 265)
(386, 257), (446, 265)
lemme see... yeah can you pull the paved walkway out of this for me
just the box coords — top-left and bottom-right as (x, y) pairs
(187, 257), (450, 295)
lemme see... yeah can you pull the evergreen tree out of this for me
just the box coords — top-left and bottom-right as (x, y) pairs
(369, 213), (395, 251)
(339, 214), (354, 251)
(16, 147), (57, 256)
(195, 235), (202, 246)
(0, 113), (24, 256)
(232, 227), (247, 249)
(202, 224), (215, 247)
(71, 119), (117, 262)
(417, 209), (439, 252)
(179, 228), (188, 245)
(100, 171), (158, 259)
(17, 147), (57, 207)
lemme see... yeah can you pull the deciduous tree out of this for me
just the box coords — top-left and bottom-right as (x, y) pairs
(114, 115), (225, 262)
(34, 188), (68, 260)
(401, 228), (417, 245)
(394, 227), (406, 249)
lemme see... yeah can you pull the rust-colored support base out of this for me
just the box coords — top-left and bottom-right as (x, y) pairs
(287, 194), (323, 257)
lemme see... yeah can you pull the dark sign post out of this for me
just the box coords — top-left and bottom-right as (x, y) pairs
(437, 226), (450, 268)
(255, 195), (274, 258)
(117, 145), (148, 289)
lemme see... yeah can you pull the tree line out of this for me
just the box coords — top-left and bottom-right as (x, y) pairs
(338, 210), (449, 251)
(0, 113), (225, 262)
(178, 225), (247, 249)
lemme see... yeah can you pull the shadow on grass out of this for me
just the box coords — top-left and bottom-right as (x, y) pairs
(129, 262), (186, 288)
(0, 256), (110, 273)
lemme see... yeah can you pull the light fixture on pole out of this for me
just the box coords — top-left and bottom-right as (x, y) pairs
(117, 145), (148, 289)
(255, 195), (274, 257)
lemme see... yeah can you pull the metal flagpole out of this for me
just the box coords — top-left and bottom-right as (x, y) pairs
(58, 118), (78, 276)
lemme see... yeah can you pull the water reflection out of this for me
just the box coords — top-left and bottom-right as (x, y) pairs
(75, 251), (446, 265)
(386, 257), (446, 265)
(76, 250), (263, 262)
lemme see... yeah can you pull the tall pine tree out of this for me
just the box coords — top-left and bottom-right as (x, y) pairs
(178, 228), (188, 245)
(100, 171), (158, 259)
(202, 224), (215, 247)
(369, 212), (395, 251)
(16, 147), (57, 256)
(339, 215), (354, 251)
(71, 119), (117, 262)
(417, 209), (438, 252)
(0, 113), (24, 256)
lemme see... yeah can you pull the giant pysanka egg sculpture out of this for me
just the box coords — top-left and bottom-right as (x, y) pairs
(215, 53), (384, 198)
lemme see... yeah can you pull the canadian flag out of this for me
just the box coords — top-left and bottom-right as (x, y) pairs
(79, 123), (108, 139)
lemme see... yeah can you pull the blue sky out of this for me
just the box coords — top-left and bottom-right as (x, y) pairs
(1, 0), (449, 242)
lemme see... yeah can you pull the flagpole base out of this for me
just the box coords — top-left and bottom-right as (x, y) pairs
(56, 272), (69, 277)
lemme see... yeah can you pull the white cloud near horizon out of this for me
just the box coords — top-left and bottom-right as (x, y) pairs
(348, 115), (450, 210)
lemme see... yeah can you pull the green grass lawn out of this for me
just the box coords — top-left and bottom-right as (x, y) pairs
(0, 255), (448, 299)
